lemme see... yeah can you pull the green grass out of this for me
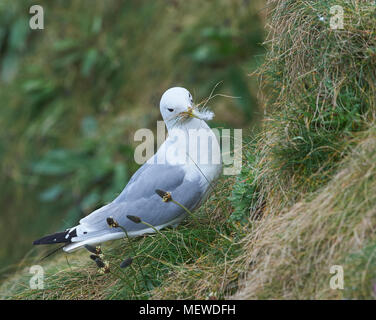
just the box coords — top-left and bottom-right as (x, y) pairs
(1, 177), (247, 299)
(344, 241), (376, 299)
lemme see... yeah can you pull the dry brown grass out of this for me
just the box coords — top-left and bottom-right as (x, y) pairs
(232, 127), (376, 299)
(227, 0), (376, 299)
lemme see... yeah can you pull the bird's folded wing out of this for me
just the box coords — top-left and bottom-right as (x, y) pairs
(75, 163), (204, 239)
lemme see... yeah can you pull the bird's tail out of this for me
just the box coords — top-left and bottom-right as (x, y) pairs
(33, 229), (77, 245)
(33, 227), (124, 253)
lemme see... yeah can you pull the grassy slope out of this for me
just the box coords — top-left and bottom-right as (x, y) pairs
(231, 0), (376, 299)
(2, 0), (376, 299)
(234, 128), (376, 299)
(1, 177), (246, 299)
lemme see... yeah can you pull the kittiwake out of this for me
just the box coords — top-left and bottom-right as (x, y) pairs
(33, 87), (222, 252)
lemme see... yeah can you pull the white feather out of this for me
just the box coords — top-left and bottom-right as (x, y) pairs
(194, 108), (214, 121)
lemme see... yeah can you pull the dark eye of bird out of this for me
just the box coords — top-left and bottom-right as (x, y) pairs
(168, 108), (174, 112)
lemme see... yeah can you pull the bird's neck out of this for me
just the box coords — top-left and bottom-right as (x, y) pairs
(164, 117), (209, 133)
(158, 118), (220, 169)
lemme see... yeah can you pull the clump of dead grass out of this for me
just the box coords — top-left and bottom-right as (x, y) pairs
(233, 0), (375, 223)
(229, 0), (376, 299)
(233, 127), (376, 299)
(263, 0), (374, 182)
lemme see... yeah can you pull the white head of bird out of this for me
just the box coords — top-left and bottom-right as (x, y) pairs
(159, 87), (214, 130)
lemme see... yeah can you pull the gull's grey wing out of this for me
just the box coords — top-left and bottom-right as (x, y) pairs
(76, 163), (203, 238)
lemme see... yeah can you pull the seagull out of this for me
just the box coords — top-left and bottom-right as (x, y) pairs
(33, 87), (222, 253)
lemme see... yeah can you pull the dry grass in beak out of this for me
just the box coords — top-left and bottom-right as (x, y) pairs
(179, 106), (197, 120)
(179, 105), (214, 122)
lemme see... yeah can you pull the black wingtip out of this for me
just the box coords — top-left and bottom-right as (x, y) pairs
(33, 229), (77, 245)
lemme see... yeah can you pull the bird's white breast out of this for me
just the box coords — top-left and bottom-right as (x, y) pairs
(154, 118), (222, 190)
